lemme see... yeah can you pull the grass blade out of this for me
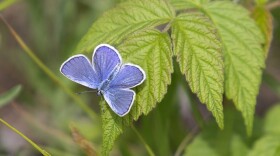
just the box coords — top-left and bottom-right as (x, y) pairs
(0, 0), (18, 11)
(0, 118), (51, 156)
(0, 85), (21, 107)
(0, 15), (99, 121)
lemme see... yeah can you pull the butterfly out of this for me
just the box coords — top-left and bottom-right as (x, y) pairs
(60, 44), (146, 116)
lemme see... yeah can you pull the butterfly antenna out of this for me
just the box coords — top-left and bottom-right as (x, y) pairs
(76, 90), (97, 95)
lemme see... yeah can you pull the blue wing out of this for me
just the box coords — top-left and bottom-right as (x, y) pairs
(103, 88), (135, 116)
(92, 44), (122, 81)
(109, 63), (146, 89)
(60, 55), (100, 89)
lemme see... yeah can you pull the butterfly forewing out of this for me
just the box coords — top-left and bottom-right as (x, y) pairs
(103, 88), (135, 116)
(60, 55), (100, 89)
(92, 44), (122, 81)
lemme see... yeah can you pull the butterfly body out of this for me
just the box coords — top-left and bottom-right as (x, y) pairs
(60, 44), (146, 116)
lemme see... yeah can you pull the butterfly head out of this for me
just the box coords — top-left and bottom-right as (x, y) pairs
(97, 90), (102, 96)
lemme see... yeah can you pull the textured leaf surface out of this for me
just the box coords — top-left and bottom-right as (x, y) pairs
(100, 101), (130, 156)
(248, 135), (280, 156)
(101, 30), (173, 155)
(170, 0), (199, 10)
(75, 0), (174, 54)
(172, 12), (224, 128)
(252, 5), (273, 57)
(202, 1), (265, 134)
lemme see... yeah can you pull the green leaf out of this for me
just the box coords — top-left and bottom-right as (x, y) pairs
(170, 0), (199, 10)
(0, 85), (22, 107)
(184, 107), (249, 156)
(248, 135), (280, 156)
(75, 0), (175, 54)
(172, 12), (224, 128)
(185, 134), (249, 156)
(184, 134), (219, 156)
(101, 29), (173, 155)
(252, 5), (273, 57)
(202, 1), (265, 134)
(264, 104), (280, 135)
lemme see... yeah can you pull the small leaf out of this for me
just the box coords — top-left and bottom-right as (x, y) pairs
(0, 85), (22, 107)
(264, 104), (280, 135)
(172, 12), (224, 128)
(252, 5), (273, 57)
(202, 1), (265, 134)
(248, 135), (280, 156)
(75, 0), (175, 54)
(101, 29), (173, 155)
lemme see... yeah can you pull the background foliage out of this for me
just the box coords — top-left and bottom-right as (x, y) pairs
(1, 0), (280, 155)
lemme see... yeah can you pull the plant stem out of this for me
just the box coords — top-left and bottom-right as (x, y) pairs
(12, 103), (75, 147)
(0, 0), (18, 11)
(174, 126), (199, 156)
(131, 125), (155, 156)
(162, 20), (173, 33)
(0, 15), (99, 121)
(0, 118), (51, 156)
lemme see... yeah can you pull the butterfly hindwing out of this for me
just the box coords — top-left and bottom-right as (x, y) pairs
(109, 63), (146, 89)
(60, 55), (100, 89)
(103, 88), (135, 116)
(92, 44), (122, 81)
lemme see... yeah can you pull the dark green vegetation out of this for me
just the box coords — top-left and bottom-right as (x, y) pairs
(1, 0), (280, 155)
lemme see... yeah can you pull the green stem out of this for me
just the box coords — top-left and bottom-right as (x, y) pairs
(131, 125), (155, 156)
(174, 126), (199, 156)
(0, 15), (99, 121)
(0, 118), (51, 156)
(0, 0), (18, 11)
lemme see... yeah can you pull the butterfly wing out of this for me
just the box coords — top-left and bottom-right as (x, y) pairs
(103, 88), (135, 116)
(103, 63), (145, 116)
(60, 55), (100, 89)
(92, 44), (122, 81)
(109, 63), (146, 89)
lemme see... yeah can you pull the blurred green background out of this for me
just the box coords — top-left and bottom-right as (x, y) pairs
(0, 0), (280, 156)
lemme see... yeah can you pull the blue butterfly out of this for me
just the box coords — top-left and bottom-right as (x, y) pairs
(60, 44), (146, 116)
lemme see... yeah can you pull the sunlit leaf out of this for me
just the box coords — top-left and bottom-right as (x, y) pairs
(172, 12), (224, 128)
(202, 1), (265, 134)
(252, 5), (273, 57)
(75, 0), (175, 54)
